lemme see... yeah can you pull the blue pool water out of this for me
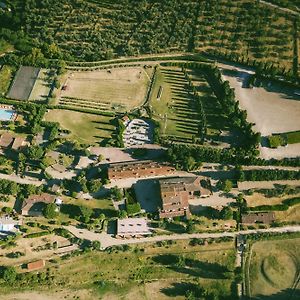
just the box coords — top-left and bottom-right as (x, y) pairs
(0, 109), (14, 121)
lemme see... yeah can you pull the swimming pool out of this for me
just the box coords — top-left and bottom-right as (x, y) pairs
(0, 109), (15, 121)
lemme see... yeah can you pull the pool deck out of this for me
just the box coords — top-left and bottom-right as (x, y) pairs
(0, 105), (17, 121)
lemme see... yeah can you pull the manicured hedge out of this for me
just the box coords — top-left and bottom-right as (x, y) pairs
(24, 231), (50, 238)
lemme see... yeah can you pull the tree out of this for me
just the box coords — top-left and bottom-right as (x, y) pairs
(186, 220), (196, 233)
(91, 240), (101, 251)
(220, 207), (233, 220)
(1, 266), (17, 283)
(217, 180), (232, 193)
(111, 186), (123, 201)
(26, 145), (44, 160)
(2, 207), (13, 214)
(80, 205), (93, 223)
(118, 210), (127, 219)
(87, 179), (102, 193)
(43, 203), (58, 219)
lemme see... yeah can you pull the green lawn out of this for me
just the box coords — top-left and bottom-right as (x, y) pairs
(45, 109), (116, 145)
(286, 131), (300, 144)
(150, 67), (200, 142)
(267, 131), (300, 148)
(0, 65), (15, 96)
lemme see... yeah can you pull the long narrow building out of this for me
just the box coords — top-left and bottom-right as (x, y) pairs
(108, 160), (175, 180)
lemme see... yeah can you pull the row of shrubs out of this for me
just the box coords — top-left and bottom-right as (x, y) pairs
(65, 53), (208, 67)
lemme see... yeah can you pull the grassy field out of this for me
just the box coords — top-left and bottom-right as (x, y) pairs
(150, 67), (200, 143)
(249, 238), (300, 299)
(245, 192), (300, 207)
(44, 109), (116, 145)
(150, 66), (234, 145)
(28, 69), (52, 102)
(268, 131), (300, 148)
(0, 240), (236, 299)
(0, 39), (13, 56)
(0, 65), (15, 96)
(275, 204), (300, 222)
(59, 67), (150, 112)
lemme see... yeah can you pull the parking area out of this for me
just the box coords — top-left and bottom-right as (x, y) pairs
(123, 118), (154, 147)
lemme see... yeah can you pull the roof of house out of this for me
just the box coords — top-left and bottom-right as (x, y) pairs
(11, 136), (25, 150)
(159, 176), (212, 199)
(241, 212), (276, 224)
(27, 259), (45, 271)
(108, 160), (175, 179)
(117, 218), (151, 236)
(0, 132), (14, 148)
(0, 216), (18, 225)
(21, 193), (55, 213)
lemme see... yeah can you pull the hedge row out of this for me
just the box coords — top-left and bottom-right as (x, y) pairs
(24, 231), (50, 238)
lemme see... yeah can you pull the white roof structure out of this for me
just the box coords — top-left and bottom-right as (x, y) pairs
(55, 198), (63, 205)
(0, 216), (19, 232)
(117, 218), (152, 237)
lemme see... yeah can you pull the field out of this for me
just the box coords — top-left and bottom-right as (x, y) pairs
(0, 39), (13, 56)
(150, 65), (235, 145)
(249, 238), (300, 299)
(7, 66), (40, 101)
(0, 65), (15, 96)
(275, 204), (300, 222)
(58, 67), (150, 112)
(44, 109), (116, 145)
(28, 69), (52, 102)
(1, 240), (236, 299)
(21, 0), (297, 73)
(149, 66), (200, 143)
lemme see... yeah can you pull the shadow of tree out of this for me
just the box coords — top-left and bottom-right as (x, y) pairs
(152, 254), (231, 279)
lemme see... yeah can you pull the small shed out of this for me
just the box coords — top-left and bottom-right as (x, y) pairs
(27, 260), (45, 271)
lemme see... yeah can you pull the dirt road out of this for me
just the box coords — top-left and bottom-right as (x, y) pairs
(65, 225), (300, 249)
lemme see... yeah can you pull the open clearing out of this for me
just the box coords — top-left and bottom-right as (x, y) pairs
(44, 109), (115, 145)
(7, 66), (40, 100)
(220, 64), (300, 158)
(249, 238), (300, 299)
(1, 240), (235, 299)
(220, 65), (300, 136)
(59, 67), (150, 112)
(0, 65), (15, 96)
(28, 68), (51, 102)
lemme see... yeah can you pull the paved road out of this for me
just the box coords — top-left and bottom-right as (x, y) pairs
(0, 173), (44, 186)
(259, 0), (299, 16)
(65, 225), (300, 249)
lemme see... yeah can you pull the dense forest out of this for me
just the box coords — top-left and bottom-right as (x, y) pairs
(0, 0), (298, 74)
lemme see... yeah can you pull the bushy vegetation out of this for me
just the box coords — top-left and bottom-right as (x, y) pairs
(238, 169), (300, 181)
(0, 0), (297, 78)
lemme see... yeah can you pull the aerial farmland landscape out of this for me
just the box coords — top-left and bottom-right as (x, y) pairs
(0, 0), (300, 299)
